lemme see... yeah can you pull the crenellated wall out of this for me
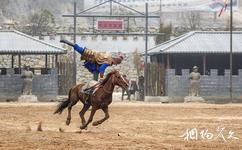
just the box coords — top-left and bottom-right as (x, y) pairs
(0, 68), (58, 101)
(166, 69), (242, 102)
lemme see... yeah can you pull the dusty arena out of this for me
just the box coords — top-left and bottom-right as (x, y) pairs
(0, 102), (242, 150)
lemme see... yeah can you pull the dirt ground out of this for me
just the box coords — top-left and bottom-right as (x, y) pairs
(0, 102), (242, 150)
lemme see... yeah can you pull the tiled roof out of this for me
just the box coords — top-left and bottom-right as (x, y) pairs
(148, 31), (242, 55)
(0, 30), (66, 54)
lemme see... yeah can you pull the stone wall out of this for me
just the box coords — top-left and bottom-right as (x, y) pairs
(0, 68), (58, 101)
(166, 69), (242, 102)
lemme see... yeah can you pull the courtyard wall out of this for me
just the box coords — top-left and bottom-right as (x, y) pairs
(166, 69), (242, 103)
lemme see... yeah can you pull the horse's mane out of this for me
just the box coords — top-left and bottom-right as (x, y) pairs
(100, 71), (115, 85)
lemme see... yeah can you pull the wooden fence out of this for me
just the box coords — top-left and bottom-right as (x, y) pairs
(146, 63), (166, 96)
(57, 61), (74, 95)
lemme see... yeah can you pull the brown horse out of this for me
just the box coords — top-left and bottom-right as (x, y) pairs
(54, 70), (129, 129)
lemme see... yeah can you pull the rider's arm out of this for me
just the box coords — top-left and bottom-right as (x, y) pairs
(73, 44), (85, 55)
(99, 63), (110, 78)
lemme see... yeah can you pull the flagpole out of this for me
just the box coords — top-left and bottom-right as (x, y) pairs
(230, 0), (233, 102)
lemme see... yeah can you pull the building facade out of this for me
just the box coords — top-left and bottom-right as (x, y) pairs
(147, 31), (242, 102)
(0, 30), (66, 101)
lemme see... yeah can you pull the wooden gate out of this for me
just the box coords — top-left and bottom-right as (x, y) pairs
(57, 61), (75, 95)
(146, 63), (166, 96)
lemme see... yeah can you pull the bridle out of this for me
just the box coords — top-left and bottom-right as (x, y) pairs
(120, 75), (129, 86)
(97, 73), (128, 95)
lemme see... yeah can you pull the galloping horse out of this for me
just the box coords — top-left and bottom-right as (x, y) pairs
(54, 70), (129, 129)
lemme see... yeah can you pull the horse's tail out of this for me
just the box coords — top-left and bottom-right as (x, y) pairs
(54, 89), (72, 114)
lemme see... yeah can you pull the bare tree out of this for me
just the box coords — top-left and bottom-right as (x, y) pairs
(24, 9), (55, 36)
(155, 23), (172, 45)
(181, 11), (201, 30)
(0, 0), (9, 21)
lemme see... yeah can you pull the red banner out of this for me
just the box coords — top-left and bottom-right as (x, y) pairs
(97, 20), (124, 31)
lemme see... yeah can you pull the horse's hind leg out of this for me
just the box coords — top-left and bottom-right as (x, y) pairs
(92, 106), (109, 126)
(79, 104), (90, 126)
(66, 99), (78, 125)
(80, 106), (97, 129)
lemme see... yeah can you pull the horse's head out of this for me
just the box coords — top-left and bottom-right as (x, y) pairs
(109, 70), (129, 90)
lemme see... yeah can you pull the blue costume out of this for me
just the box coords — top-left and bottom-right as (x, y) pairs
(74, 44), (110, 81)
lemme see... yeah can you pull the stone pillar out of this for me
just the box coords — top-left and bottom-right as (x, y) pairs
(225, 69), (231, 76)
(182, 69), (190, 76)
(210, 69), (218, 76)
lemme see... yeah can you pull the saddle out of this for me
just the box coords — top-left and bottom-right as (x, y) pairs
(81, 80), (100, 104)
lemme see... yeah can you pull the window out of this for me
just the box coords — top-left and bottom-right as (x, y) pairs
(112, 36), (118, 40)
(49, 35), (55, 40)
(39, 36), (44, 40)
(91, 36), (97, 41)
(102, 36), (107, 41)
(81, 36), (87, 40)
(133, 36), (138, 41)
(123, 36), (128, 40)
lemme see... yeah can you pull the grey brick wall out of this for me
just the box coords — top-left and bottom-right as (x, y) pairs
(165, 69), (242, 97)
(0, 69), (58, 101)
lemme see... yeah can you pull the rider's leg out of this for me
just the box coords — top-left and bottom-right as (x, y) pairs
(93, 72), (99, 81)
(126, 89), (131, 100)
(121, 89), (124, 101)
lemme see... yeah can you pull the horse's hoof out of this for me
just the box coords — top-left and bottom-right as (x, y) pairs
(66, 120), (70, 126)
(82, 122), (86, 126)
(92, 121), (100, 126)
(80, 125), (87, 130)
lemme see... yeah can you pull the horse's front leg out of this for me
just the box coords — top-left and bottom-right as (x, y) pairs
(92, 106), (109, 126)
(80, 106), (97, 129)
(79, 104), (90, 126)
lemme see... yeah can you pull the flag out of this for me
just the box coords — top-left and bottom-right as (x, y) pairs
(218, 0), (229, 17)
